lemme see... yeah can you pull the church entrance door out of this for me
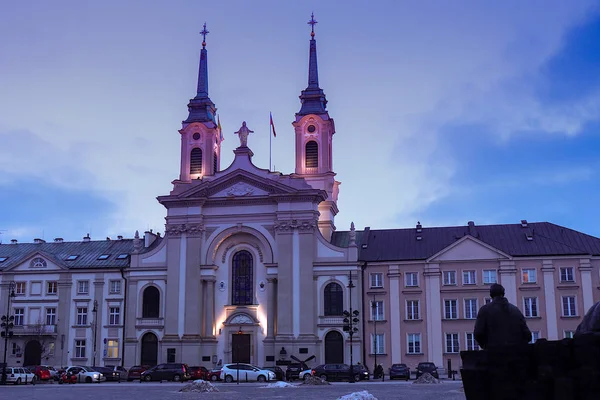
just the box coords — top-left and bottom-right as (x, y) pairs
(232, 334), (251, 364)
(324, 331), (344, 364)
(141, 332), (158, 366)
(24, 340), (42, 366)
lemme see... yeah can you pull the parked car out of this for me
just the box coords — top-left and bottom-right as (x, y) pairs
(4, 367), (36, 384)
(41, 365), (60, 380)
(205, 368), (222, 382)
(220, 363), (276, 383)
(66, 366), (106, 383)
(311, 364), (369, 382)
(389, 363), (411, 380)
(262, 366), (284, 381)
(105, 365), (128, 380)
(416, 362), (439, 379)
(94, 366), (121, 381)
(299, 368), (314, 380)
(285, 363), (304, 381)
(25, 365), (52, 381)
(188, 366), (209, 380)
(140, 363), (190, 382)
(127, 365), (150, 381)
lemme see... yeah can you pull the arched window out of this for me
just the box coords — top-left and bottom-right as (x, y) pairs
(213, 151), (218, 173)
(190, 148), (203, 175)
(232, 250), (253, 305)
(305, 141), (318, 168)
(324, 282), (343, 316)
(142, 286), (160, 318)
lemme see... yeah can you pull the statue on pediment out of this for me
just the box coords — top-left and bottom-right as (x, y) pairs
(234, 121), (253, 148)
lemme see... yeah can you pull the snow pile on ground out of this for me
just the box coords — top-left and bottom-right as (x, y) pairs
(179, 380), (219, 392)
(302, 375), (331, 385)
(337, 390), (379, 400)
(262, 381), (297, 388)
(412, 372), (441, 384)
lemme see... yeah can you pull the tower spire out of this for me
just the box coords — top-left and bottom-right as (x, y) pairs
(297, 13), (328, 117)
(184, 22), (217, 125)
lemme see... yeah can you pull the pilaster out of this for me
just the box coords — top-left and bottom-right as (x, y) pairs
(499, 260), (517, 304)
(388, 264), (402, 363)
(424, 263), (443, 367)
(579, 258), (594, 314)
(542, 260), (558, 340)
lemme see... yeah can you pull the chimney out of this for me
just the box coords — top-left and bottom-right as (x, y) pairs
(11, 239), (18, 244)
(468, 221), (476, 237)
(117, 235), (123, 240)
(83, 233), (91, 243)
(521, 220), (528, 228)
(34, 238), (46, 244)
(144, 230), (157, 248)
(54, 238), (64, 243)
(416, 221), (422, 233)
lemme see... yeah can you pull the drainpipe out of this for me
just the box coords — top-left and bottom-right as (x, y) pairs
(120, 267), (128, 367)
(360, 261), (367, 370)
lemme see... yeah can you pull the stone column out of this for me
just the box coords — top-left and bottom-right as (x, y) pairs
(57, 277), (73, 367)
(499, 260), (517, 304)
(579, 258), (594, 314)
(203, 278), (215, 337)
(267, 278), (277, 338)
(424, 263), (443, 367)
(388, 265), (402, 363)
(542, 260), (558, 340)
(93, 279), (105, 366)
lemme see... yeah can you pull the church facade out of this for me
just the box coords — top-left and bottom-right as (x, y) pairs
(1, 19), (600, 373)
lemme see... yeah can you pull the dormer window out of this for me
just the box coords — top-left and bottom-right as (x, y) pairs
(30, 257), (47, 268)
(66, 255), (79, 261)
(116, 254), (129, 260)
(97, 254), (110, 260)
(0, 257), (8, 263)
(190, 148), (203, 175)
(305, 141), (318, 168)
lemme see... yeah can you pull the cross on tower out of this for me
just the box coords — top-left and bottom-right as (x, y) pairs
(200, 22), (209, 48)
(307, 12), (317, 37)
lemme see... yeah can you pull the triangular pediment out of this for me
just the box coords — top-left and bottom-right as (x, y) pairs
(4, 251), (68, 272)
(428, 235), (510, 262)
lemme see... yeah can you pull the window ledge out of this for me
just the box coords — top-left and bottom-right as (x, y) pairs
(525, 316), (541, 319)
(403, 319), (423, 322)
(368, 353), (387, 356)
(368, 320), (387, 323)
(443, 352), (460, 355)
(405, 353), (424, 356)
(560, 316), (579, 319)
(71, 357), (88, 361)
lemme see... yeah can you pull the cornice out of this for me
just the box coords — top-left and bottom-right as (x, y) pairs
(165, 223), (205, 237)
(274, 219), (318, 232)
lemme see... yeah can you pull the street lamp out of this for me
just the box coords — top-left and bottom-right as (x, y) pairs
(92, 300), (98, 367)
(342, 273), (359, 383)
(1, 282), (16, 385)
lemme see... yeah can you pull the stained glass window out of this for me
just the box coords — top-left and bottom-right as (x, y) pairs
(232, 251), (253, 305)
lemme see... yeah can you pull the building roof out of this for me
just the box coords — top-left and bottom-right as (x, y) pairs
(331, 222), (600, 262)
(0, 239), (136, 270)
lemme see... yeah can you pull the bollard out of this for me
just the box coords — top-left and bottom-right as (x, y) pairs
(245, 372), (248, 382)
(381, 372), (384, 382)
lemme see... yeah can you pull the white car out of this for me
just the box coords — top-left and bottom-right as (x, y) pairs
(220, 363), (276, 383)
(299, 369), (314, 380)
(66, 366), (106, 383)
(4, 367), (36, 384)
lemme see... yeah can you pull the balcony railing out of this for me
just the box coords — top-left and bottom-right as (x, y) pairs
(12, 324), (57, 336)
(318, 316), (344, 327)
(135, 318), (164, 329)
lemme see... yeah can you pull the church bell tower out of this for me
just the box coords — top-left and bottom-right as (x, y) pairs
(293, 14), (340, 241)
(177, 23), (223, 183)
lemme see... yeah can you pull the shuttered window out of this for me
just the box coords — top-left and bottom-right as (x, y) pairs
(305, 141), (318, 168)
(190, 148), (203, 175)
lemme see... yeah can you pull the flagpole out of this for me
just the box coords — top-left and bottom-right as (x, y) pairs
(269, 112), (272, 171)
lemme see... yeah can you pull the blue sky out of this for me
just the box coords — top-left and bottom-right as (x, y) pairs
(1, 0), (600, 242)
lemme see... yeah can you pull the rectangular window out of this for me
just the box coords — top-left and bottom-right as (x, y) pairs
(167, 348), (176, 363)
(530, 331), (540, 344)
(560, 267), (575, 283)
(109, 307), (120, 325)
(109, 280), (122, 294)
(465, 333), (478, 351)
(522, 269), (537, 284)
(76, 307), (88, 325)
(463, 270), (476, 285)
(371, 301), (384, 321)
(15, 282), (26, 295)
(11, 342), (20, 355)
(77, 280), (89, 295)
(405, 272), (419, 287)
(406, 300), (420, 320)
(369, 273), (383, 288)
(464, 298), (478, 319)
(564, 331), (575, 339)
(107, 339), (119, 358)
(523, 297), (538, 318)
(75, 340), (86, 358)
(407, 333), (421, 354)
(371, 333), (384, 355)
(13, 308), (24, 326)
(445, 333), (459, 353)
(46, 308), (56, 325)
(47, 281), (58, 295)
(444, 299), (458, 319)
(443, 271), (457, 285)
(562, 296), (577, 317)
(483, 270), (497, 284)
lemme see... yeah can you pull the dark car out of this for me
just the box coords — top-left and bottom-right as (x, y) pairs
(140, 363), (190, 382)
(285, 363), (304, 381)
(416, 362), (439, 379)
(262, 366), (284, 381)
(389, 363), (411, 380)
(127, 365), (150, 381)
(205, 368), (221, 382)
(188, 366), (209, 380)
(95, 366), (121, 381)
(312, 364), (369, 382)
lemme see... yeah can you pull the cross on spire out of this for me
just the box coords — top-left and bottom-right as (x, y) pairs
(308, 12), (317, 37)
(200, 22), (209, 48)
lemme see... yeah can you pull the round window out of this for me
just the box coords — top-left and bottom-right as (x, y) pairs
(307, 125), (316, 133)
(193, 132), (201, 140)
